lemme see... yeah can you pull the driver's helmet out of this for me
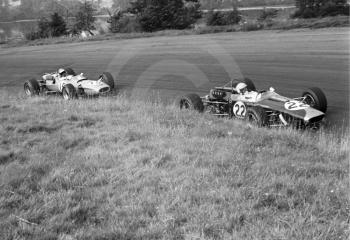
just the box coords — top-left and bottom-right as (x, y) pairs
(236, 82), (248, 94)
(58, 68), (67, 77)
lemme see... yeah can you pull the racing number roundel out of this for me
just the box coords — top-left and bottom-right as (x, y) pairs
(284, 100), (309, 111)
(233, 101), (247, 118)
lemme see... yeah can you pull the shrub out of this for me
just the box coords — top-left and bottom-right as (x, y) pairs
(50, 13), (67, 37)
(258, 8), (278, 21)
(25, 31), (41, 41)
(25, 13), (66, 41)
(128, 0), (201, 32)
(319, 1), (350, 17)
(293, 0), (349, 18)
(240, 21), (263, 31)
(37, 17), (50, 38)
(107, 9), (123, 33)
(206, 11), (224, 26)
(74, 2), (96, 33)
(206, 10), (241, 26)
(107, 9), (142, 34)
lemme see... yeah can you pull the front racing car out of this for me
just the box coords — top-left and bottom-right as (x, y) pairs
(177, 78), (328, 130)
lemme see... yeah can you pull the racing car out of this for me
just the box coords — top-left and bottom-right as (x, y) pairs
(177, 78), (327, 129)
(24, 68), (115, 100)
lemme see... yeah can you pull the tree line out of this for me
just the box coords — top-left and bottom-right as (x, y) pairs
(25, 1), (96, 40)
(0, 0), (104, 22)
(1, 0), (296, 22)
(294, 0), (349, 18)
(3, 0), (348, 41)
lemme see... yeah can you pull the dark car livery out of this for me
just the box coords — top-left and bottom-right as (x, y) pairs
(177, 78), (327, 129)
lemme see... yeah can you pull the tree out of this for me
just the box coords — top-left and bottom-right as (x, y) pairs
(50, 12), (67, 37)
(112, 0), (129, 10)
(38, 17), (51, 38)
(26, 12), (66, 40)
(0, 0), (10, 21)
(128, 0), (201, 32)
(74, 1), (96, 33)
(206, 9), (241, 26)
(294, 0), (349, 18)
(107, 8), (123, 33)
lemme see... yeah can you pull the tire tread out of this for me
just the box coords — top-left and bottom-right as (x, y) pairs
(302, 87), (327, 113)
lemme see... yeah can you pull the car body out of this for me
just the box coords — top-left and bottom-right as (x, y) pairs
(24, 68), (115, 100)
(177, 78), (327, 129)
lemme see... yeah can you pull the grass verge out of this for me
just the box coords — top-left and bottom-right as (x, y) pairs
(1, 16), (348, 49)
(0, 91), (349, 240)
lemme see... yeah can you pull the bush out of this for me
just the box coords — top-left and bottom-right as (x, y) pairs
(240, 21), (263, 31)
(74, 2), (96, 33)
(128, 0), (201, 32)
(25, 31), (41, 41)
(107, 9), (123, 33)
(293, 0), (349, 18)
(108, 12), (141, 33)
(38, 17), (50, 38)
(206, 10), (241, 26)
(319, 1), (350, 17)
(50, 13), (67, 37)
(258, 8), (278, 21)
(25, 13), (66, 41)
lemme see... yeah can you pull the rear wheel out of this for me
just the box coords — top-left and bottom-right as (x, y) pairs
(101, 72), (115, 90)
(302, 87), (327, 113)
(243, 78), (256, 91)
(244, 107), (267, 127)
(24, 78), (40, 96)
(177, 93), (204, 112)
(62, 84), (77, 100)
(64, 68), (76, 76)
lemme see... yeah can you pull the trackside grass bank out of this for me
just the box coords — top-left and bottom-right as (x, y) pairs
(0, 91), (349, 240)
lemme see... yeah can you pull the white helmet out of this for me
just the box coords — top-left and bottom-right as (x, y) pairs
(236, 82), (248, 94)
(58, 68), (66, 75)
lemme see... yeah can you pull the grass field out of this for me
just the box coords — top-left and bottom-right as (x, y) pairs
(0, 91), (348, 240)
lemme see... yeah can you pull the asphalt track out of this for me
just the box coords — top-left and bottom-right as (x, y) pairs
(0, 28), (348, 129)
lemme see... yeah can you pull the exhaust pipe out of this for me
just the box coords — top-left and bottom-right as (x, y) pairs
(279, 114), (288, 126)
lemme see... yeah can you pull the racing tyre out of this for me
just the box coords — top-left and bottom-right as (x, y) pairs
(243, 78), (256, 91)
(101, 72), (115, 90)
(177, 93), (204, 112)
(244, 107), (267, 127)
(24, 78), (40, 96)
(302, 87), (327, 113)
(62, 84), (77, 100)
(64, 68), (76, 76)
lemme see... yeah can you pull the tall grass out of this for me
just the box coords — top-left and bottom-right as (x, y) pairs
(0, 90), (348, 240)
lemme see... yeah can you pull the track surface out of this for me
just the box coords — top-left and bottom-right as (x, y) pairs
(0, 28), (348, 129)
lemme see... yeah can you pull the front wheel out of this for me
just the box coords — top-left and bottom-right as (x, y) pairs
(24, 78), (40, 96)
(302, 87), (327, 113)
(101, 72), (115, 90)
(244, 107), (267, 127)
(62, 84), (77, 100)
(176, 93), (204, 112)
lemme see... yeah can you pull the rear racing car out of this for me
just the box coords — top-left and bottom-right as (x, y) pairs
(24, 68), (115, 100)
(177, 78), (327, 130)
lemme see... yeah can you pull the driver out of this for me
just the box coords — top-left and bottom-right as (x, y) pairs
(58, 68), (67, 78)
(233, 82), (260, 102)
(236, 83), (248, 95)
